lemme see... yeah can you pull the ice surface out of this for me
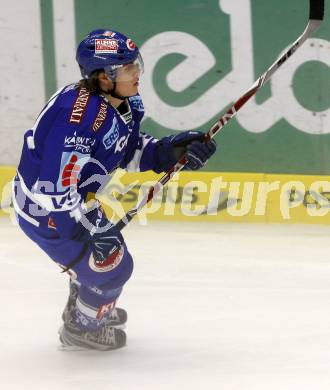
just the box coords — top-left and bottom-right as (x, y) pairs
(1, 218), (330, 390)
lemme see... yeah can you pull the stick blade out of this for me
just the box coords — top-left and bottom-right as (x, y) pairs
(310, 0), (325, 20)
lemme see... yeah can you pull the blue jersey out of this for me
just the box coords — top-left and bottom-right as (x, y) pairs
(14, 84), (159, 239)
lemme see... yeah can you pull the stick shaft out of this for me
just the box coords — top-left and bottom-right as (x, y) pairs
(116, 4), (324, 231)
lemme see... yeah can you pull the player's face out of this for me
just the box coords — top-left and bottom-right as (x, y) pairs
(115, 63), (141, 96)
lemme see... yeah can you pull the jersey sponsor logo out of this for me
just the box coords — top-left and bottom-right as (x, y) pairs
(64, 131), (95, 153)
(95, 39), (118, 54)
(102, 117), (120, 150)
(115, 135), (130, 153)
(126, 38), (136, 50)
(88, 245), (124, 273)
(92, 101), (108, 132)
(69, 87), (90, 124)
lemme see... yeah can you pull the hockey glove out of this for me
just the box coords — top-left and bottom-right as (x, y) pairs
(90, 224), (124, 264)
(154, 131), (217, 173)
(75, 206), (124, 264)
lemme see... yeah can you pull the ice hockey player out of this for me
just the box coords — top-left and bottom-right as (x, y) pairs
(13, 29), (217, 350)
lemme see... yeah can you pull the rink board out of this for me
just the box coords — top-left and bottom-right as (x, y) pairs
(2, 166), (330, 224)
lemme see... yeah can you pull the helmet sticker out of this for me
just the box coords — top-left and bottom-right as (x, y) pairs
(95, 39), (119, 54)
(103, 31), (116, 37)
(126, 39), (136, 51)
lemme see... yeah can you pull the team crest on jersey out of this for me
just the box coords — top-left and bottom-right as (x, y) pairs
(69, 87), (90, 124)
(61, 154), (80, 188)
(102, 117), (120, 150)
(92, 101), (108, 132)
(95, 39), (118, 54)
(57, 151), (88, 192)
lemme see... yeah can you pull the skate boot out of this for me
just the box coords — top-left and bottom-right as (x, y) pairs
(59, 281), (127, 350)
(62, 281), (127, 328)
(59, 321), (126, 351)
(61, 281), (79, 324)
(107, 306), (127, 329)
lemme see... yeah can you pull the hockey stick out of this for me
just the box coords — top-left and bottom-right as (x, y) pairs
(116, 0), (325, 231)
(0, 201), (12, 210)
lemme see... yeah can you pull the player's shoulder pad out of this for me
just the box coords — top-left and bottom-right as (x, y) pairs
(128, 94), (144, 113)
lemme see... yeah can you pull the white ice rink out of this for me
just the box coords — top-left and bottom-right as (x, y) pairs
(1, 217), (330, 390)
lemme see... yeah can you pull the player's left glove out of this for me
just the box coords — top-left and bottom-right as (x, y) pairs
(74, 205), (124, 264)
(154, 131), (217, 173)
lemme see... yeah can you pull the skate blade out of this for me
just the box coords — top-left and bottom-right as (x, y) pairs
(58, 343), (91, 352)
(58, 326), (90, 352)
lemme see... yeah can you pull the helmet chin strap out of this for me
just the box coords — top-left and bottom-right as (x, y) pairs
(102, 81), (127, 100)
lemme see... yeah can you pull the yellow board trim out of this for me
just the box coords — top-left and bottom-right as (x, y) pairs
(0, 166), (16, 217)
(2, 166), (330, 224)
(95, 170), (330, 224)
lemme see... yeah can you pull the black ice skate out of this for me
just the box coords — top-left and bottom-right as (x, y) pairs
(59, 322), (126, 351)
(59, 281), (128, 351)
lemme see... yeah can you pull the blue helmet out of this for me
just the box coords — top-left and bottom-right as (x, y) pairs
(76, 29), (143, 79)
